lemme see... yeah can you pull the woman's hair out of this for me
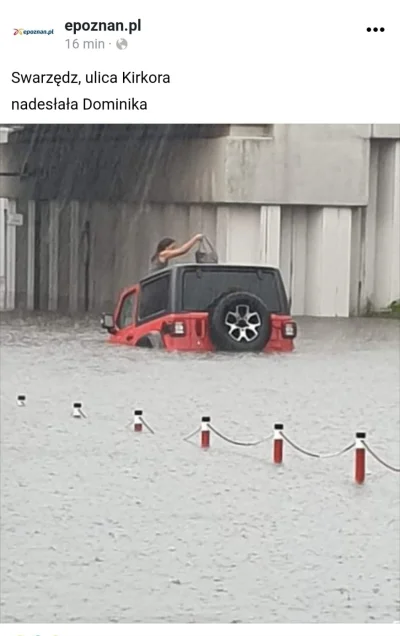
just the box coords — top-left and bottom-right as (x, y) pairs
(151, 237), (176, 262)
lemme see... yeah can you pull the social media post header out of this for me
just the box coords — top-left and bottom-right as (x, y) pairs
(0, 0), (400, 124)
(1, 0), (399, 123)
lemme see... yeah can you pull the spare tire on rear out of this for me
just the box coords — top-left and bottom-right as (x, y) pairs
(209, 291), (271, 352)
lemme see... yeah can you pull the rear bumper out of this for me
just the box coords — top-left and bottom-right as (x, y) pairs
(108, 313), (296, 353)
(161, 313), (295, 353)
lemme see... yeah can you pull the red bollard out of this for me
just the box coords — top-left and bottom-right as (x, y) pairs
(273, 423), (284, 464)
(355, 432), (366, 484)
(201, 416), (211, 448)
(133, 409), (143, 432)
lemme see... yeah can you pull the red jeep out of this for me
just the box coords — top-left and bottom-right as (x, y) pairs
(101, 263), (297, 353)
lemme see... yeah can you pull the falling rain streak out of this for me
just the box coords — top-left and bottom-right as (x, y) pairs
(1, 316), (399, 622)
(0, 124), (399, 624)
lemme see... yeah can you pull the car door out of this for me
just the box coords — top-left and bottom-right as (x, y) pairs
(114, 288), (138, 344)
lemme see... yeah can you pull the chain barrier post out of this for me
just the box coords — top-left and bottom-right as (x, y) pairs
(273, 423), (284, 464)
(201, 416), (211, 449)
(17, 394), (26, 407)
(355, 432), (366, 484)
(72, 402), (86, 418)
(133, 409), (143, 432)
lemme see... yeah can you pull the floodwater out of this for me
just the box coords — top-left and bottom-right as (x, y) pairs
(0, 315), (399, 623)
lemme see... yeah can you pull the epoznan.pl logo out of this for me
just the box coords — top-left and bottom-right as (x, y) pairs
(14, 28), (54, 35)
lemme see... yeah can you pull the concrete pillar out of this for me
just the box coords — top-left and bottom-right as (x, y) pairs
(279, 207), (292, 295)
(48, 201), (60, 311)
(14, 200), (27, 310)
(39, 203), (49, 311)
(280, 206), (308, 315)
(394, 142), (400, 299)
(69, 201), (79, 313)
(0, 128), (9, 311)
(0, 127), (10, 143)
(216, 205), (281, 266)
(260, 205), (281, 266)
(374, 141), (400, 309)
(26, 201), (36, 310)
(5, 200), (17, 310)
(362, 141), (379, 312)
(215, 206), (229, 262)
(216, 205), (263, 264)
(0, 198), (6, 310)
(58, 202), (70, 313)
(305, 207), (352, 317)
(290, 208), (308, 315)
(349, 207), (365, 316)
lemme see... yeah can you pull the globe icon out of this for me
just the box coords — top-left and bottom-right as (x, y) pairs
(116, 38), (128, 50)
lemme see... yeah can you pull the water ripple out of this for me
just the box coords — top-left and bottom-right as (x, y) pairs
(0, 316), (399, 623)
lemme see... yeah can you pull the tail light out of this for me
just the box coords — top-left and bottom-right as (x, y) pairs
(282, 321), (297, 339)
(172, 321), (185, 336)
(162, 321), (186, 336)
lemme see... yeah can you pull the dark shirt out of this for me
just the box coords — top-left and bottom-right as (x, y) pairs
(150, 256), (169, 272)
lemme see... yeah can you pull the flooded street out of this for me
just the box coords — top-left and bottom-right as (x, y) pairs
(0, 315), (399, 623)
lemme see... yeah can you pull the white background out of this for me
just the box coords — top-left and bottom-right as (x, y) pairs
(0, 0), (400, 633)
(0, 0), (399, 123)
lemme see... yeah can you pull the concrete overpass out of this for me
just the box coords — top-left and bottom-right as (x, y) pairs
(0, 124), (399, 316)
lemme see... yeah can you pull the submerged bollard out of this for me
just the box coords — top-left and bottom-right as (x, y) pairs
(273, 423), (284, 464)
(354, 432), (366, 484)
(133, 409), (143, 432)
(72, 402), (85, 418)
(17, 394), (26, 407)
(201, 416), (211, 449)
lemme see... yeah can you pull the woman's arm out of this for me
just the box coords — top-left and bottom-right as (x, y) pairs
(160, 234), (203, 260)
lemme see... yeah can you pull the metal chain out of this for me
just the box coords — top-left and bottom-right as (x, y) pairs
(139, 417), (155, 434)
(183, 426), (201, 441)
(362, 441), (400, 472)
(208, 424), (273, 447)
(281, 433), (355, 459)
(132, 420), (400, 474)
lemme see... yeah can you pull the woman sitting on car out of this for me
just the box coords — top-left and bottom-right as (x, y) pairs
(150, 234), (203, 271)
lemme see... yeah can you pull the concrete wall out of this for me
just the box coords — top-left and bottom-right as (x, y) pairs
(1, 125), (372, 206)
(373, 141), (400, 309)
(7, 192), (399, 317)
(1, 125), (399, 316)
(372, 124), (400, 139)
(346, 139), (400, 315)
(8, 201), (280, 312)
(9, 200), (218, 312)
